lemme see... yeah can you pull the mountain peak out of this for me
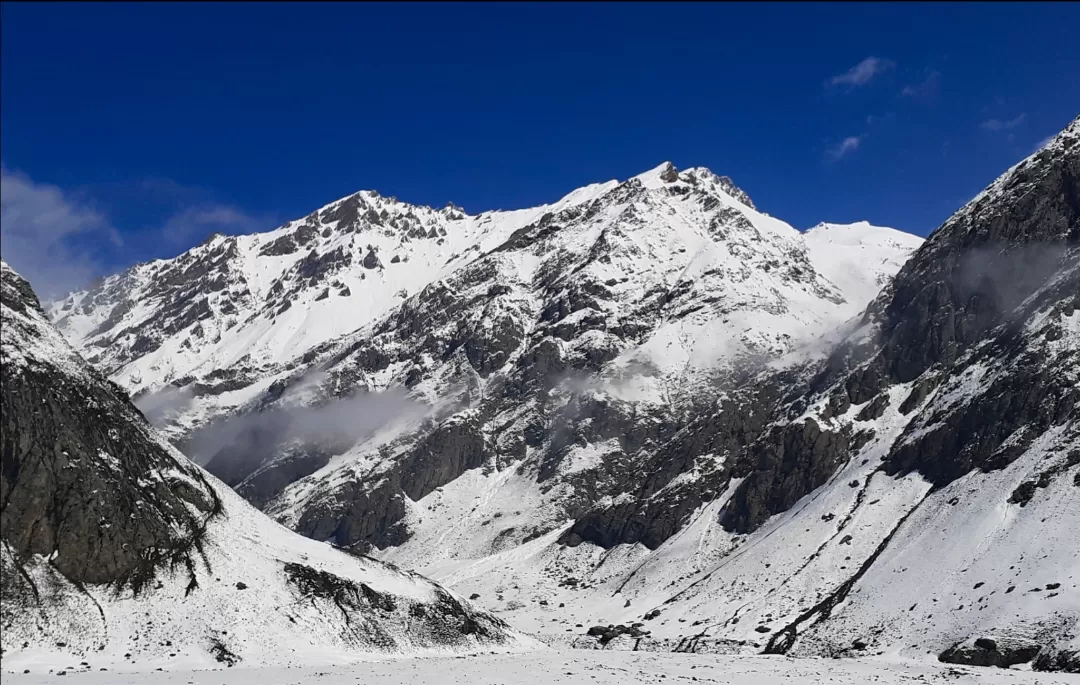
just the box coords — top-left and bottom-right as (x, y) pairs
(632, 161), (680, 187)
(804, 220), (921, 244)
(685, 167), (756, 209)
(629, 161), (756, 209)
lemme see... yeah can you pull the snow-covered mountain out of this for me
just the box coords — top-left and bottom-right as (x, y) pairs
(43, 115), (1080, 677)
(48, 162), (922, 518)
(51, 163), (919, 437)
(385, 118), (1079, 671)
(0, 261), (526, 673)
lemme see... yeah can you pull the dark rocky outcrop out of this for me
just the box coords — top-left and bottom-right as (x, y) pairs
(400, 414), (486, 501)
(938, 639), (1041, 669)
(293, 476), (410, 552)
(1033, 649), (1080, 673)
(234, 444), (337, 508)
(287, 411), (489, 553)
(283, 560), (509, 644)
(1, 263), (222, 594)
(362, 248), (382, 270)
(722, 419), (849, 533)
(260, 233), (298, 257)
(586, 623), (650, 645)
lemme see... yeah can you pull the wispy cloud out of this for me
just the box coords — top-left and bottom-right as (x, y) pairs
(1032, 135), (1055, 153)
(828, 57), (895, 89)
(865, 112), (896, 126)
(0, 164), (267, 298)
(900, 70), (941, 98)
(981, 113), (1026, 131)
(826, 135), (866, 161)
(158, 205), (264, 248)
(0, 166), (119, 298)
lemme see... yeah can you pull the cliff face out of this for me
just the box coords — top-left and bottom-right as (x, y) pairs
(2, 261), (221, 591)
(1, 260), (524, 672)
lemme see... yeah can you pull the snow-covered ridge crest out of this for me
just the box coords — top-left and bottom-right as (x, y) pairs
(50, 160), (916, 405)
(2, 260), (93, 381)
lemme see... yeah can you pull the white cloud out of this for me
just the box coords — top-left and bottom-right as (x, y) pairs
(829, 57), (895, 89)
(826, 135), (866, 161)
(159, 205), (263, 248)
(866, 112), (896, 126)
(900, 70), (941, 98)
(0, 166), (119, 298)
(1032, 135), (1055, 153)
(1, 164), (264, 299)
(981, 113), (1026, 131)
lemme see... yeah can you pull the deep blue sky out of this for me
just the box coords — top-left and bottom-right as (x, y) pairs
(2, 2), (1078, 292)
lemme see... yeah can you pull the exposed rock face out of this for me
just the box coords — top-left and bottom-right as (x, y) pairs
(400, 412), (486, 501)
(650, 116), (1080, 547)
(844, 133), (1080, 488)
(721, 418), (850, 534)
(2, 262), (221, 591)
(939, 639), (1041, 669)
(738, 117), (1080, 665)
(0, 261), (524, 669)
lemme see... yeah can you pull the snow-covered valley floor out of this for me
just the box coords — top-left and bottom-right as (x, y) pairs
(5, 650), (1079, 684)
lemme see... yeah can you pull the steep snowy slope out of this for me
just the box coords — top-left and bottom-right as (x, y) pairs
(0, 261), (526, 673)
(384, 116), (1079, 672)
(803, 221), (923, 301)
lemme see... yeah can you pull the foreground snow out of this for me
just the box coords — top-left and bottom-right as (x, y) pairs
(4, 650), (1077, 684)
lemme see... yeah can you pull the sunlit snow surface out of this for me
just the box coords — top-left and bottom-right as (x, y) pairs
(6, 650), (1080, 684)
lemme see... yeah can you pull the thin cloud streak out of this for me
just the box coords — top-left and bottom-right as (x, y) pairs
(826, 135), (866, 161)
(981, 114), (1026, 131)
(900, 70), (941, 98)
(829, 57), (895, 89)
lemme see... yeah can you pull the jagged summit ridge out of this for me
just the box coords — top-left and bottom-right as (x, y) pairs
(41, 157), (924, 608)
(634, 161), (756, 210)
(49, 160), (912, 412)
